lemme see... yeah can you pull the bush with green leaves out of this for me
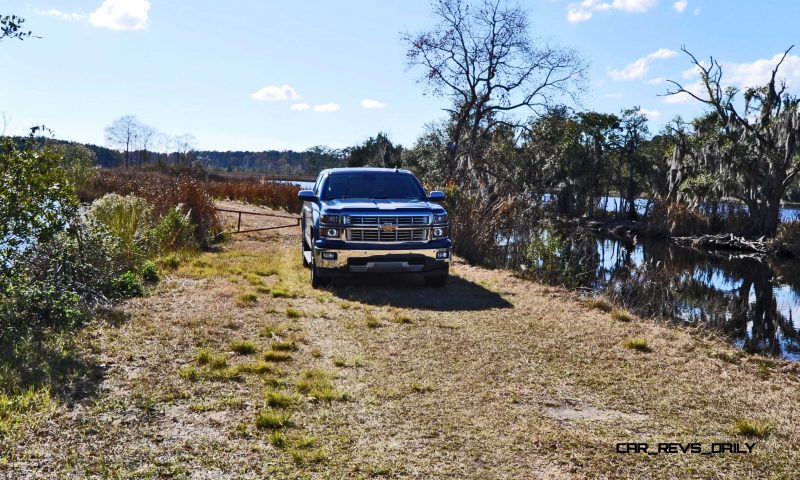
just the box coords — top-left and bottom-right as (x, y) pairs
(1, 134), (77, 276)
(86, 193), (152, 268)
(0, 222), (124, 341)
(148, 205), (196, 251)
(140, 260), (159, 282)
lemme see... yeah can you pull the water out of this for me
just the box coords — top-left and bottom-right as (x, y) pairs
(496, 230), (800, 360)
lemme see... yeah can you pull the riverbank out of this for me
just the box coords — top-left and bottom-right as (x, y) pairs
(4, 201), (799, 478)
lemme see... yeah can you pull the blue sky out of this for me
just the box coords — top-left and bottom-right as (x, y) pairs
(1, 0), (799, 151)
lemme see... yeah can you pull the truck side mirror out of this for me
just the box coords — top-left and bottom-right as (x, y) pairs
(298, 190), (317, 202)
(428, 191), (445, 200)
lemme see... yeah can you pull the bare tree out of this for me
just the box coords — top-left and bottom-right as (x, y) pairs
(665, 45), (800, 235)
(135, 122), (156, 166)
(174, 133), (196, 155)
(403, 0), (586, 180)
(105, 115), (139, 168)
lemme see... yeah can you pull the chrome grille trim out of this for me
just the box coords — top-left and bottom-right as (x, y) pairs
(347, 228), (429, 243)
(348, 215), (430, 226)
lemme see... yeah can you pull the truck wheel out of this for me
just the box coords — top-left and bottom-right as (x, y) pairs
(311, 259), (332, 289)
(424, 270), (449, 288)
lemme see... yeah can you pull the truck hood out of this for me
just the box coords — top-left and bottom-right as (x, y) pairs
(321, 198), (445, 213)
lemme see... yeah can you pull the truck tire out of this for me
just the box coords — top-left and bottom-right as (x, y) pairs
(301, 222), (311, 268)
(311, 258), (332, 289)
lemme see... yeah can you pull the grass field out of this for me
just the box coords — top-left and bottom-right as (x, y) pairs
(3, 200), (799, 479)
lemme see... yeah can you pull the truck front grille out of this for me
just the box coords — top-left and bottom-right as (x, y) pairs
(348, 215), (430, 226)
(347, 228), (429, 242)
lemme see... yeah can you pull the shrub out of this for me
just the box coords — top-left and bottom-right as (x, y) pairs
(86, 193), (152, 268)
(113, 271), (144, 298)
(148, 205), (196, 252)
(83, 170), (221, 247)
(774, 220), (800, 257)
(1, 222), (124, 341)
(141, 261), (159, 282)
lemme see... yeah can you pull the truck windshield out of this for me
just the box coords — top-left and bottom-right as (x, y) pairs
(321, 173), (427, 200)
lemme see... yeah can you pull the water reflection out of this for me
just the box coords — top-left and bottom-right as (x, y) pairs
(527, 232), (800, 360)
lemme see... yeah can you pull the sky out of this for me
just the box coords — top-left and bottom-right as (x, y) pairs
(1, 0), (799, 152)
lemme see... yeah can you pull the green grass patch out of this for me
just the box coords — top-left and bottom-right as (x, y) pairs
(584, 297), (613, 313)
(196, 348), (227, 369)
(264, 350), (292, 362)
(265, 389), (300, 409)
(611, 308), (635, 322)
(735, 418), (774, 438)
(229, 340), (257, 355)
(296, 368), (346, 401)
(332, 356), (363, 368)
(261, 322), (288, 338)
(285, 307), (302, 318)
(255, 409), (292, 430)
(270, 340), (298, 352)
(290, 448), (327, 466)
(237, 293), (258, 306)
(623, 338), (651, 352)
(235, 361), (275, 375)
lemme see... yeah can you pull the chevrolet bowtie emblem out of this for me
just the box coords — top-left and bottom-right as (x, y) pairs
(380, 223), (397, 231)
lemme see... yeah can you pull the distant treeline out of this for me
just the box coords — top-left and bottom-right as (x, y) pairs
(22, 137), (350, 176)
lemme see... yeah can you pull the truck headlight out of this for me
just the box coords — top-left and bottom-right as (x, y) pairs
(320, 214), (339, 224)
(433, 214), (447, 224)
(432, 227), (447, 238)
(324, 228), (339, 238)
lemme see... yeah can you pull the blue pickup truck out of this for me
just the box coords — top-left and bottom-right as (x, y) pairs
(298, 167), (451, 288)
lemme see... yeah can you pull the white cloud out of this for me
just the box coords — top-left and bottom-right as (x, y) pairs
(36, 9), (85, 21)
(289, 103), (310, 111)
(605, 92), (623, 98)
(567, 0), (657, 23)
(665, 52), (800, 105)
(646, 77), (666, 85)
(673, 0), (688, 13)
(638, 107), (661, 119)
(313, 103), (341, 112)
(360, 99), (387, 109)
(662, 81), (704, 104)
(89, 0), (150, 31)
(251, 84), (301, 102)
(724, 53), (800, 88)
(608, 48), (678, 81)
(693, 7), (701, 15)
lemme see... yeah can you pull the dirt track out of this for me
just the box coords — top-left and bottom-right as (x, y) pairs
(7, 200), (800, 479)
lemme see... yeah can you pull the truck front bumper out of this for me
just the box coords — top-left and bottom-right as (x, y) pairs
(313, 247), (451, 274)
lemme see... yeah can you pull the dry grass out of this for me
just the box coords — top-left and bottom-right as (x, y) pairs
(6, 201), (800, 479)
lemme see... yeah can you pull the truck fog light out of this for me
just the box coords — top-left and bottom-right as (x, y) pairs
(326, 228), (339, 237)
(433, 227), (444, 237)
(436, 251), (449, 259)
(321, 251), (337, 260)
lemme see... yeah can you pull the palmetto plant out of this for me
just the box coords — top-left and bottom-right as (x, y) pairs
(86, 193), (152, 268)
